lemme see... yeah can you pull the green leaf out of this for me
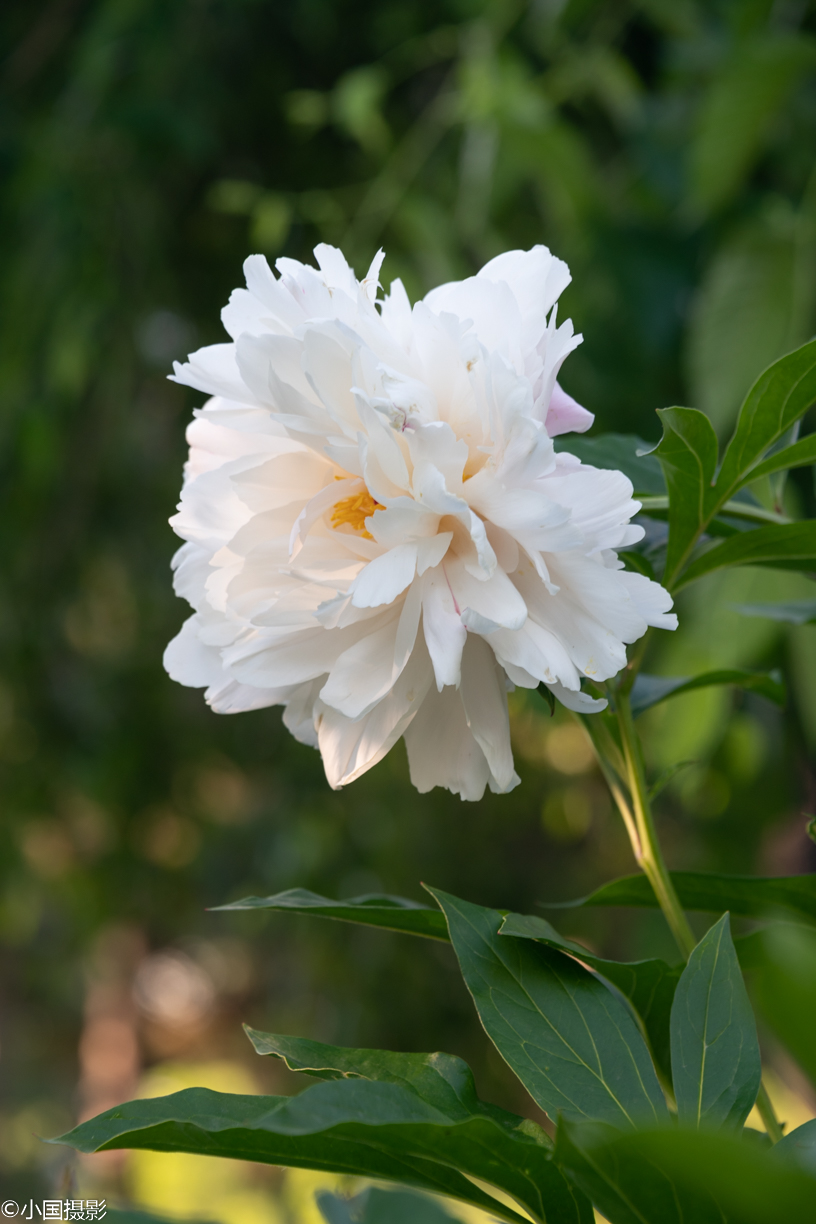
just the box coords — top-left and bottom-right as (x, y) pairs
(555, 1120), (723, 1224)
(716, 337), (816, 498)
(775, 1119), (816, 1176)
(648, 343), (816, 588)
(553, 433), (666, 495)
(498, 912), (681, 1085)
(426, 886), (667, 1129)
(732, 599), (816, 625)
(316, 1187), (460, 1224)
(213, 888), (449, 941)
(630, 669), (785, 716)
(670, 914), (761, 1131)
(744, 430), (816, 483)
(51, 1083), (548, 1224)
(55, 1041), (594, 1224)
(677, 521), (816, 588)
(546, 871), (816, 925)
(752, 924), (816, 1088)
(555, 1120), (816, 1224)
(648, 406), (719, 583)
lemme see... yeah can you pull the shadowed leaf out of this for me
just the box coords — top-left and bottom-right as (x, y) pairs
(630, 669), (785, 716)
(670, 914), (761, 1131)
(426, 887), (667, 1129)
(498, 912), (680, 1085)
(542, 872), (816, 925)
(556, 1120), (816, 1224)
(212, 888), (448, 940)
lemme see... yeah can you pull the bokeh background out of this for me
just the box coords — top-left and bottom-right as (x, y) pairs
(3, 0), (816, 1217)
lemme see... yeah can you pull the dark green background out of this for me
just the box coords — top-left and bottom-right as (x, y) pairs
(2, 0), (816, 1201)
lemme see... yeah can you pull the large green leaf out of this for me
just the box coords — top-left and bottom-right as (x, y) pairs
(670, 914), (761, 1131)
(647, 342), (816, 588)
(751, 924), (816, 1088)
(554, 433), (666, 495)
(630, 669), (785, 716)
(677, 521), (816, 588)
(426, 887), (667, 1129)
(213, 888), (448, 941)
(246, 1031), (592, 1223)
(498, 912), (680, 1085)
(51, 1083), (544, 1224)
(732, 599), (816, 625)
(716, 337), (816, 499)
(546, 871), (816, 925)
(54, 1045), (593, 1224)
(745, 430), (816, 483)
(649, 406), (719, 584)
(316, 1187), (460, 1224)
(555, 1120), (816, 1224)
(555, 1121), (723, 1224)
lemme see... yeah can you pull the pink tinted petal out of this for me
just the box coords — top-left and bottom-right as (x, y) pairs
(545, 382), (594, 437)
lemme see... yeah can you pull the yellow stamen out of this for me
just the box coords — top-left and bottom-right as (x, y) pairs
(330, 490), (383, 540)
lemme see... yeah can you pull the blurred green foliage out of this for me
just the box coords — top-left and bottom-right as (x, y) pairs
(2, 0), (816, 1204)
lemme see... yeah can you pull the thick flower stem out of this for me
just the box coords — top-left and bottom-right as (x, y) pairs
(614, 691), (696, 959)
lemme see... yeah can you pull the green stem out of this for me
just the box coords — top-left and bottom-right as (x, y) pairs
(614, 691), (697, 959)
(593, 681), (786, 1141)
(755, 1083), (784, 1144)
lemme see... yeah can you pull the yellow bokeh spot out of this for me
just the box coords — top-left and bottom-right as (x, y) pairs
(330, 491), (382, 539)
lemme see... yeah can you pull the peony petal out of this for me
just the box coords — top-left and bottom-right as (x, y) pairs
(318, 644), (433, 788)
(444, 555), (528, 633)
(320, 613), (405, 719)
(421, 566), (467, 689)
(546, 679), (607, 713)
(404, 683), (491, 801)
(459, 635), (519, 792)
(544, 381), (594, 436)
(350, 544), (418, 608)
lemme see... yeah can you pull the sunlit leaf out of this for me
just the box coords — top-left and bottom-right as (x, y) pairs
(677, 521), (816, 588)
(245, 1030), (591, 1223)
(716, 337), (816, 499)
(51, 1084), (542, 1224)
(745, 431), (816, 483)
(427, 887), (667, 1128)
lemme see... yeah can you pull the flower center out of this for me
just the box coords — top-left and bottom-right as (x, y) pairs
(330, 490), (383, 540)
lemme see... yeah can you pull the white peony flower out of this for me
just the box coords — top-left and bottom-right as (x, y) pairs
(165, 243), (677, 801)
